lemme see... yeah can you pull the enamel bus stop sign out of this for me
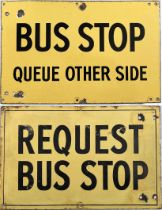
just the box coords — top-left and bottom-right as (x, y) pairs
(0, 1), (160, 104)
(0, 106), (161, 209)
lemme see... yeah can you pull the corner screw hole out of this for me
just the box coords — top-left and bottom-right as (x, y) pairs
(138, 113), (145, 121)
(4, 91), (9, 96)
(156, 97), (160, 101)
(17, 9), (25, 17)
(152, 194), (157, 200)
(5, 12), (9, 16)
(139, 193), (148, 203)
(149, 97), (152, 101)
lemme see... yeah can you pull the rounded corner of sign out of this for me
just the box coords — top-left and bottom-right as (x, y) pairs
(0, 106), (6, 112)
(157, 202), (162, 209)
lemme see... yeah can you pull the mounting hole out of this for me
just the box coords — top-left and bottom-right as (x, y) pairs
(17, 9), (25, 17)
(4, 91), (9, 96)
(79, 3), (87, 11)
(5, 12), (9, 16)
(152, 194), (158, 200)
(156, 97), (160, 101)
(149, 97), (152, 101)
(138, 113), (145, 121)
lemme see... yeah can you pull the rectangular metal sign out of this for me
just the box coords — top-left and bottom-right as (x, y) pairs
(0, 1), (160, 104)
(0, 106), (161, 209)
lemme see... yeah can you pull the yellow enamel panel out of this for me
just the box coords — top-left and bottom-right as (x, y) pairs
(0, 106), (161, 209)
(0, 1), (160, 104)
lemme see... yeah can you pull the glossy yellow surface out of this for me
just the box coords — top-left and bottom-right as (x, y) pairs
(1, 1), (160, 104)
(0, 106), (161, 209)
